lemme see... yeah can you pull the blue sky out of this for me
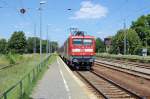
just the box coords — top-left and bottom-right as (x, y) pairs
(0, 0), (150, 46)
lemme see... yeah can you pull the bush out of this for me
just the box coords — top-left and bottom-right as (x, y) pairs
(6, 52), (16, 64)
(111, 29), (142, 55)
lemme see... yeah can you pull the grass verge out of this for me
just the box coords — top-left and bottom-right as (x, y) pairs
(0, 54), (47, 99)
(0, 54), (46, 69)
(96, 53), (150, 63)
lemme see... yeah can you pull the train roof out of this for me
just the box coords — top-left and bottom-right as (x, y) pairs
(70, 35), (95, 39)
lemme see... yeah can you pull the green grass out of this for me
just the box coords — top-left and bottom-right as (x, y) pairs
(96, 53), (150, 63)
(0, 53), (46, 65)
(0, 54), (56, 99)
(0, 54), (46, 93)
(0, 55), (10, 66)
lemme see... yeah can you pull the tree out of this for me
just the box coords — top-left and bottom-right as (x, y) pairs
(27, 37), (40, 53)
(131, 15), (150, 46)
(42, 40), (47, 53)
(50, 41), (58, 53)
(8, 31), (27, 54)
(111, 29), (142, 55)
(26, 37), (58, 53)
(0, 39), (8, 54)
(95, 38), (105, 53)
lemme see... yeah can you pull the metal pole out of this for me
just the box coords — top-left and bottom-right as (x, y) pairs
(34, 24), (37, 65)
(145, 38), (148, 56)
(49, 39), (51, 55)
(124, 19), (126, 55)
(50, 41), (52, 54)
(51, 41), (53, 54)
(46, 25), (49, 56)
(39, 1), (46, 62)
(34, 24), (36, 54)
(39, 3), (42, 66)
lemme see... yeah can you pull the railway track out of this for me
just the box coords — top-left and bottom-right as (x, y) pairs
(98, 58), (150, 69)
(95, 60), (150, 80)
(76, 70), (143, 99)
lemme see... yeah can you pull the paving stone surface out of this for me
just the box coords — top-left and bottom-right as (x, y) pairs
(31, 57), (90, 99)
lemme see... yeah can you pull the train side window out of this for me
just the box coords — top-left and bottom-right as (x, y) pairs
(73, 39), (82, 45)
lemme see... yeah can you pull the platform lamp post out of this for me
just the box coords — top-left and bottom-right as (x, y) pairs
(46, 24), (51, 56)
(33, 23), (37, 64)
(39, 1), (46, 68)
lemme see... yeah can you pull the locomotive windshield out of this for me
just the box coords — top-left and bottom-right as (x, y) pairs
(73, 38), (93, 45)
(83, 39), (92, 45)
(73, 39), (82, 45)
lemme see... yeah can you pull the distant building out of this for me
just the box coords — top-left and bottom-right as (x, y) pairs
(104, 37), (112, 53)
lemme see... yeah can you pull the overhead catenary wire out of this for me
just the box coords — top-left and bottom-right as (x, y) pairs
(0, 0), (9, 7)
(0, 0), (38, 50)
(117, 0), (150, 25)
(95, 0), (129, 35)
(17, 0), (39, 54)
(0, 0), (29, 22)
(0, 0), (30, 32)
(107, 0), (149, 33)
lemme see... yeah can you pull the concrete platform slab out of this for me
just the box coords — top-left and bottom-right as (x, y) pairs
(31, 56), (97, 99)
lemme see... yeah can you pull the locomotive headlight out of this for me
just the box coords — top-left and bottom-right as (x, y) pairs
(72, 49), (81, 52)
(89, 59), (94, 62)
(85, 49), (93, 52)
(73, 59), (78, 62)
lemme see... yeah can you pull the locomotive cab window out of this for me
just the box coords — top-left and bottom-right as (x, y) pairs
(73, 39), (82, 45)
(83, 39), (92, 45)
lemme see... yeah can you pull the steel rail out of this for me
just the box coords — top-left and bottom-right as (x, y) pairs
(76, 71), (143, 99)
(91, 70), (144, 99)
(95, 60), (150, 80)
(97, 58), (150, 69)
(76, 71), (109, 99)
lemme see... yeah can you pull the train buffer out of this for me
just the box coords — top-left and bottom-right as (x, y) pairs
(31, 56), (97, 99)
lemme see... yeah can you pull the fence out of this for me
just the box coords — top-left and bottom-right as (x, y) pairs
(0, 55), (51, 99)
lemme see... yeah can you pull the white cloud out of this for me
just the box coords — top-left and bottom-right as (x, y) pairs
(13, 22), (31, 29)
(48, 26), (62, 32)
(71, 1), (108, 20)
(97, 31), (103, 35)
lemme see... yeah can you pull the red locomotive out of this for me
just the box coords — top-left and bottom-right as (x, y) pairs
(59, 30), (95, 70)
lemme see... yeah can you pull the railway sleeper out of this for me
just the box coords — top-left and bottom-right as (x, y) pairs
(95, 63), (150, 80)
(103, 92), (132, 96)
(108, 96), (134, 99)
(96, 88), (130, 97)
(100, 89), (128, 94)
(78, 72), (138, 99)
(98, 88), (124, 92)
(102, 90), (128, 94)
(103, 92), (130, 96)
(96, 86), (120, 90)
(96, 85), (121, 89)
(104, 95), (132, 99)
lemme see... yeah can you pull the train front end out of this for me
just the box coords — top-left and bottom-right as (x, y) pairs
(69, 34), (95, 70)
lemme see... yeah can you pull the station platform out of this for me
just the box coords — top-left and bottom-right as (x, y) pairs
(31, 56), (97, 99)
